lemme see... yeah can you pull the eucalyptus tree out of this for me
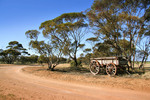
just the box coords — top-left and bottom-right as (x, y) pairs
(25, 30), (62, 70)
(0, 49), (20, 64)
(40, 12), (88, 67)
(0, 41), (28, 64)
(86, 0), (150, 68)
(7, 41), (28, 54)
(86, 37), (98, 53)
(137, 9), (150, 69)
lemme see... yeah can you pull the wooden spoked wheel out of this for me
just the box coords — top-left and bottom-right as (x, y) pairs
(90, 62), (100, 75)
(106, 63), (117, 76)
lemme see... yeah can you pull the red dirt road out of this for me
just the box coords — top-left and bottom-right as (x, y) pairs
(0, 65), (150, 100)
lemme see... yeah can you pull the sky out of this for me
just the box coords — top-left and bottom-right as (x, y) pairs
(0, 0), (94, 56)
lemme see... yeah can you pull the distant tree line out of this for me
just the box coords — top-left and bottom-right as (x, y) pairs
(0, 41), (67, 64)
(0, 41), (29, 64)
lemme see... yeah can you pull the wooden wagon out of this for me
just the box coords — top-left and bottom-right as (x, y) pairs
(90, 57), (128, 76)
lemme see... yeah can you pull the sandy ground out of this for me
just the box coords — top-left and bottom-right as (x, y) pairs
(0, 65), (150, 100)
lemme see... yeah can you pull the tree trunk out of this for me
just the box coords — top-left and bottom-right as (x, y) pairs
(47, 63), (57, 71)
(73, 51), (78, 67)
(130, 34), (133, 68)
(51, 64), (57, 71)
(132, 30), (140, 68)
(132, 51), (135, 68)
(47, 61), (52, 70)
(74, 58), (78, 67)
(48, 63), (51, 70)
(128, 56), (132, 69)
(47, 58), (60, 71)
(139, 53), (146, 69)
(51, 65), (54, 71)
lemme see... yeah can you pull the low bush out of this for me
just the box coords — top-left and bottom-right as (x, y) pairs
(70, 60), (82, 68)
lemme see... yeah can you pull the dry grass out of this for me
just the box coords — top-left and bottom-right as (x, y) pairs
(22, 63), (150, 92)
(0, 93), (22, 100)
(134, 62), (150, 68)
(23, 63), (150, 79)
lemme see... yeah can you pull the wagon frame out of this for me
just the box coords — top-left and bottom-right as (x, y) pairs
(90, 57), (129, 76)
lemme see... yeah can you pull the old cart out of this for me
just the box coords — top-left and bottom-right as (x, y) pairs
(90, 57), (128, 76)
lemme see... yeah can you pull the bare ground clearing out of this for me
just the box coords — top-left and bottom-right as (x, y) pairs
(0, 64), (150, 100)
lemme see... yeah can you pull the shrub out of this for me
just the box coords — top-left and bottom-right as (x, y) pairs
(70, 59), (82, 67)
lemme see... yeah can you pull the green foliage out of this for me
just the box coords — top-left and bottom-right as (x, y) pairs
(84, 48), (92, 52)
(0, 49), (20, 64)
(0, 41), (29, 64)
(39, 12), (88, 67)
(80, 53), (92, 65)
(70, 59), (82, 67)
(6, 41), (28, 54)
(95, 42), (113, 56)
(29, 40), (50, 55)
(37, 54), (67, 65)
(86, 0), (150, 68)
(25, 30), (40, 40)
(19, 55), (38, 64)
(86, 37), (99, 42)
(25, 29), (64, 70)
(53, 12), (86, 22)
(38, 55), (48, 64)
(59, 57), (67, 63)
(144, 7), (150, 21)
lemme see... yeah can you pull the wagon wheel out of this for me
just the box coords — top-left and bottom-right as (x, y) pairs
(90, 62), (100, 75)
(106, 63), (117, 76)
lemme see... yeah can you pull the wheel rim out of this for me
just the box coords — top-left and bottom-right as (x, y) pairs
(106, 63), (117, 76)
(90, 63), (100, 75)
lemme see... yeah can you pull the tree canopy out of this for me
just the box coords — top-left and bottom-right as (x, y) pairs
(0, 41), (29, 64)
(22, 0), (150, 70)
(86, 0), (150, 68)
(39, 12), (88, 67)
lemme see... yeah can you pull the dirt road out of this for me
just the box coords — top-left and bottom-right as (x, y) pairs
(0, 65), (150, 100)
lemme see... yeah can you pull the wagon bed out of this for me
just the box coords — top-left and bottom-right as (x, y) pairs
(90, 57), (127, 65)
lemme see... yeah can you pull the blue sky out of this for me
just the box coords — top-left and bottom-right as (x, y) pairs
(0, 0), (93, 55)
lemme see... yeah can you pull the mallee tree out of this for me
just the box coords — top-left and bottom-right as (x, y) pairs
(40, 12), (88, 67)
(86, 0), (150, 68)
